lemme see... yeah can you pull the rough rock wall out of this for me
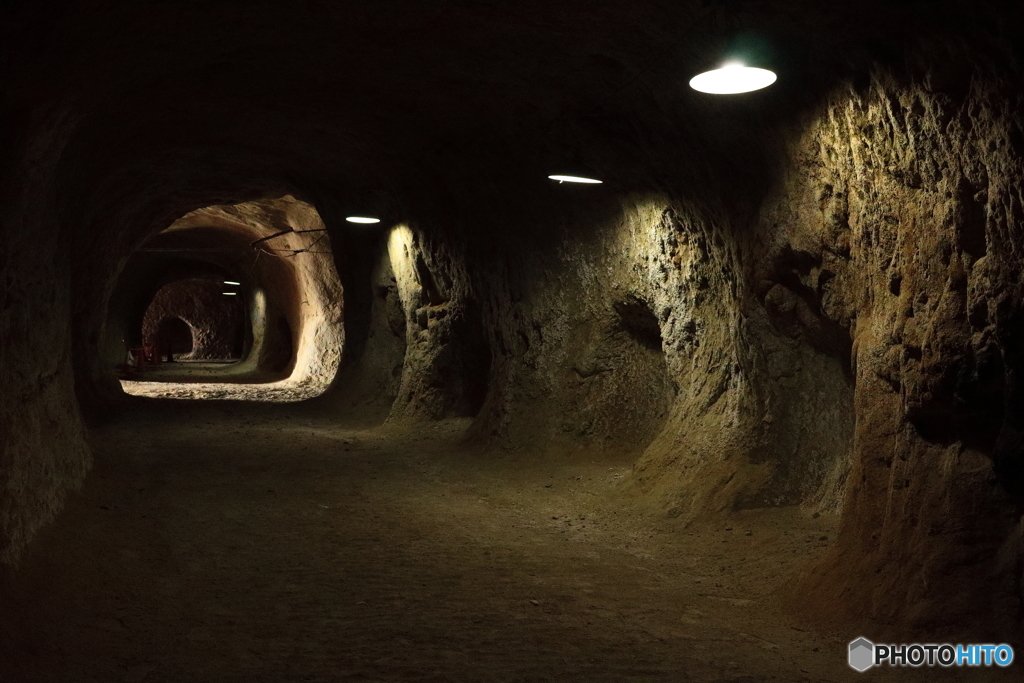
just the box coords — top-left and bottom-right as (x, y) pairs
(387, 224), (490, 421)
(442, 193), (852, 507)
(771, 66), (1024, 635)
(353, 202), (681, 453)
(360, 62), (1024, 638)
(0, 103), (91, 565)
(320, 220), (489, 423)
(461, 202), (682, 456)
(141, 278), (244, 360)
(316, 235), (407, 420)
(608, 199), (856, 517)
(354, 186), (851, 504)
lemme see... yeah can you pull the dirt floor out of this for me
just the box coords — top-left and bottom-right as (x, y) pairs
(0, 399), (1015, 682)
(120, 362), (313, 401)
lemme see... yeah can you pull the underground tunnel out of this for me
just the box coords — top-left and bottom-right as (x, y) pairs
(1, 1), (1023, 681)
(109, 196), (345, 401)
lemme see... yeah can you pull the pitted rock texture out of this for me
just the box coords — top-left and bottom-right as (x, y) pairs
(762, 69), (1024, 634)
(1, 0), (1023, 647)
(386, 224), (490, 422)
(141, 278), (244, 361)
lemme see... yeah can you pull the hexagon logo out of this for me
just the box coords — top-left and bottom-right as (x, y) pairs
(849, 637), (875, 672)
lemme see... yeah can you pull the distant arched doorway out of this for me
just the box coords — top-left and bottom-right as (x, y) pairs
(142, 278), (245, 361)
(154, 317), (194, 362)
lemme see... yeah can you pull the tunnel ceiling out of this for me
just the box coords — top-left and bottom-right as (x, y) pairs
(5, 0), (1013, 237)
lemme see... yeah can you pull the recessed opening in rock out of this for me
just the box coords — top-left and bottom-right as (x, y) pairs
(152, 315), (195, 361)
(143, 279), (244, 363)
(2, 2), (1024, 681)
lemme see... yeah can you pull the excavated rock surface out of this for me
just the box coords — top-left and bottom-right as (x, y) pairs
(770, 69), (1024, 636)
(141, 278), (244, 360)
(1, 0), (1023, 651)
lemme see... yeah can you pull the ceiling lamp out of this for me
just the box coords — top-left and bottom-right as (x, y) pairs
(346, 216), (381, 224)
(222, 292), (238, 296)
(548, 175), (602, 184)
(223, 280), (241, 286)
(689, 63), (777, 94)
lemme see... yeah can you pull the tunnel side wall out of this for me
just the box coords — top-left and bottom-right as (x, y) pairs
(343, 70), (1024, 636)
(385, 224), (490, 422)
(418, 196), (856, 508)
(769, 67), (1024, 636)
(0, 103), (91, 566)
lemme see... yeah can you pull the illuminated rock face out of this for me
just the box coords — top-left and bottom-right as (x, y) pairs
(741, 72), (1024, 633)
(142, 279), (244, 360)
(0, 0), (1022, 638)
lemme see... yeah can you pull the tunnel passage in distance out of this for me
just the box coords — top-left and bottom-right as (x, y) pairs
(110, 196), (345, 401)
(142, 278), (245, 362)
(152, 316), (194, 361)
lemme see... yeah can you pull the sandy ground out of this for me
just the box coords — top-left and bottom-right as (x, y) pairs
(0, 400), (1015, 682)
(120, 362), (317, 402)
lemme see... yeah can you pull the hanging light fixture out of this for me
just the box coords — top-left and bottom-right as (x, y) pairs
(689, 29), (779, 95)
(689, 62), (776, 94)
(346, 216), (381, 224)
(548, 174), (603, 184)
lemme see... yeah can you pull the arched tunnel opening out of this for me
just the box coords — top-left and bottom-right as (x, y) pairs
(151, 315), (195, 361)
(110, 196), (345, 401)
(2, 2), (1024, 681)
(141, 278), (244, 364)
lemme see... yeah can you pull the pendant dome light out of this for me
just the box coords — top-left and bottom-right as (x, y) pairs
(543, 113), (606, 186)
(342, 186), (390, 226)
(690, 31), (778, 95)
(546, 155), (605, 186)
(548, 174), (603, 184)
(689, 63), (776, 94)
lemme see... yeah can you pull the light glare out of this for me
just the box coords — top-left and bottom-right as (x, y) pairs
(346, 216), (381, 224)
(548, 175), (602, 184)
(689, 64), (777, 94)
